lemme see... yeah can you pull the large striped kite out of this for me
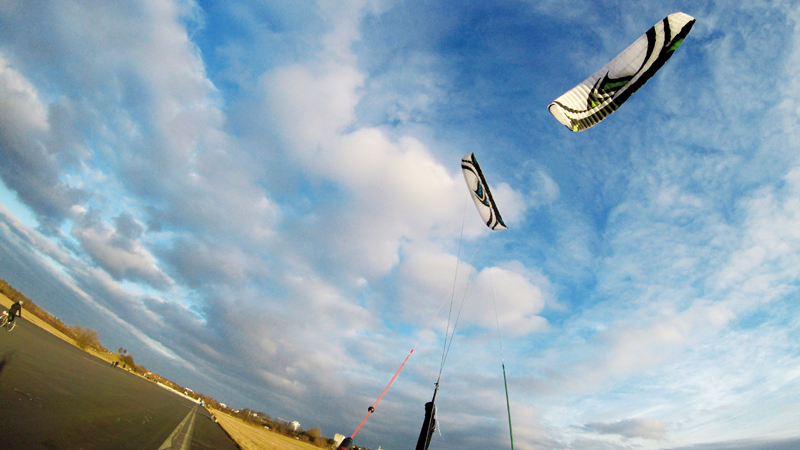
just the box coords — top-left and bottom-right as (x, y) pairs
(549, 12), (695, 132)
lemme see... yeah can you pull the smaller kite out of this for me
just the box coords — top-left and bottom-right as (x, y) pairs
(461, 153), (507, 230)
(548, 12), (695, 131)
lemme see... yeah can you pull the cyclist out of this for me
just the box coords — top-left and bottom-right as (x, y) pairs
(8, 300), (22, 324)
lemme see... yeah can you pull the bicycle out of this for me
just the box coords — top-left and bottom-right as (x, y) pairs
(0, 311), (16, 331)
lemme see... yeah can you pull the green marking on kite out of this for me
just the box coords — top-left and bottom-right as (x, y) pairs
(603, 80), (628, 90)
(669, 38), (685, 52)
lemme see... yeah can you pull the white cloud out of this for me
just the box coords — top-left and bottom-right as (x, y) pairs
(0, 52), (85, 230)
(0, 54), (48, 136)
(491, 181), (528, 227)
(397, 250), (549, 336)
(318, 0), (383, 63)
(468, 265), (549, 336)
(398, 248), (464, 324)
(584, 417), (666, 441)
(71, 213), (173, 289)
(264, 63), (365, 150)
(713, 167), (800, 299)
(527, 166), (560, 208)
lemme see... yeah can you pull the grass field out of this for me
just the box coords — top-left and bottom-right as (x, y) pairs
(211, 409), (327, 450)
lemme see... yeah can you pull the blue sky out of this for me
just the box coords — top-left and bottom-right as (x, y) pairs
(2, 1), (800, 449)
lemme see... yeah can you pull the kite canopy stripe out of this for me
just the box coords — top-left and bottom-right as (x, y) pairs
(461, 153), (507, 230)
(548, 12), (695, 132)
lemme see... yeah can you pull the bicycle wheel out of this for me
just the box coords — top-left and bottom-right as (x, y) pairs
(7, 320), (15, 331)
(0, 314), (7, 328)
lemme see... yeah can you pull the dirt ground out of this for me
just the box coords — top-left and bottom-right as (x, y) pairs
(210, 409), (325, 450)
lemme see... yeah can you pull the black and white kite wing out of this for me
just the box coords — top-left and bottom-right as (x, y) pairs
(461, 153), (507, 231)
(548, 12), (695, 132)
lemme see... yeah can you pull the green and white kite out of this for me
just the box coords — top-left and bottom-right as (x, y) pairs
(549, 12), (695, 132)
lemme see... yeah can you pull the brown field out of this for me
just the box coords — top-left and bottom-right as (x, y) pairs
(210, 409), (326, 450)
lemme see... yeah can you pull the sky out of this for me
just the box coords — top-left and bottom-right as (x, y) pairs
(1, 0), (800, 449)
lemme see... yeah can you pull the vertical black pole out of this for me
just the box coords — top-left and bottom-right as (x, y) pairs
(415, 385), (439, 450)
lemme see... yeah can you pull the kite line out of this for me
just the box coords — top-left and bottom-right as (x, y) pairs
(350, 196), (471, 439)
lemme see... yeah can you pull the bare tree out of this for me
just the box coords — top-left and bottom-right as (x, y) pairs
(70, 325), (102, 350)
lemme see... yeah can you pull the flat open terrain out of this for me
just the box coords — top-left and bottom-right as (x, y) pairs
(0, 300), (238, 450)
(211, 409), (324, 450)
